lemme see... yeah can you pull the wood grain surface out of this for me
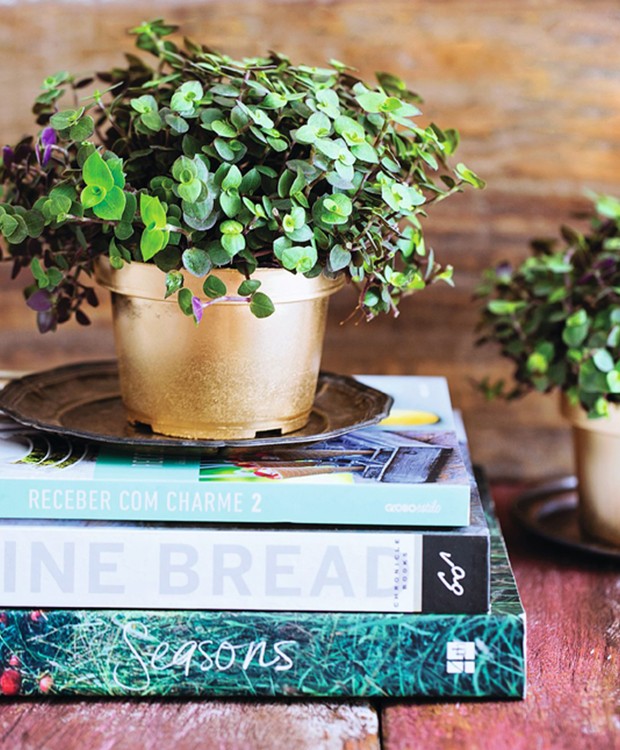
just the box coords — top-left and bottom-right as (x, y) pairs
(0, 700), (379, 750)
(1, 484), (618, 749)
(1, 0), (619, 481)
(383, 482), (620, 750)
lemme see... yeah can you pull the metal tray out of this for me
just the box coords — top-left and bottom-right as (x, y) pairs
(512, 476), (620, 561)
(0, 360), (393, 452)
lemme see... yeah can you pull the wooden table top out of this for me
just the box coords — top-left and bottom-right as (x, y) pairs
(0, 327), (617, 747)
(0, 469), (617, 748)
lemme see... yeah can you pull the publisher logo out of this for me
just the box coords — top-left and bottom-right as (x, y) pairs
(446, 641), (476, 674)
(437, 551), (466, 597)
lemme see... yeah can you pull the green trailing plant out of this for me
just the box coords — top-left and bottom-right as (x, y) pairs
(0, 18), (483, 332)
(476, 194), (620, 417)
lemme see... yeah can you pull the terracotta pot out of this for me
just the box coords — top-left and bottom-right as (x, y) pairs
(95, 258), (344, 439)
(561, 397), (620, 546)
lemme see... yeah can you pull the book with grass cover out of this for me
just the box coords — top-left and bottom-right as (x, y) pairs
(0, 376), (471, 528)
(0, 473), (524, 699)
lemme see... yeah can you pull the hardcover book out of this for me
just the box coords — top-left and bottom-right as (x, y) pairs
(0, 482), (489, 615)
(0, 470), (524, 699)
(0, 376), (471, 527)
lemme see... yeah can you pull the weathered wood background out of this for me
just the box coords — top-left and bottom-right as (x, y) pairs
(1, 0), (619, 479)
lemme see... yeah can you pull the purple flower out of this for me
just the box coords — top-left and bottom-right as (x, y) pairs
(191, 296), (204, 323)
(2, 145), (13, 170)
(39, 127), (56, 166)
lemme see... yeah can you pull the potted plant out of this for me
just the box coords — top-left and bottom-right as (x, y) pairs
(0, 19), (483, 439)
(476, 194), (620, 545)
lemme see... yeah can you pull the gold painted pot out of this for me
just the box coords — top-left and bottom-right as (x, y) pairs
(561, 397), (620, 546)
(95, 258), (344, 439)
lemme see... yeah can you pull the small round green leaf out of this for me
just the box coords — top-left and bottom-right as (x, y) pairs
(592, 348), (614, 373)
(69, 116), (95, 142)
(177, 287), (194, 316)
(203, 275), (227, 298)
(249, 291), (275, 318)
(237, 279), (261, 296)
(165, 271), (184, 299)
(182, 248), (212, 277)
(93, 186), (126, 221)
(82, 151), (114, 191)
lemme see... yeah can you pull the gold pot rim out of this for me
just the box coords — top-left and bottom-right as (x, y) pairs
(94, 256), (345, 303)
(560, 393), (620, 434)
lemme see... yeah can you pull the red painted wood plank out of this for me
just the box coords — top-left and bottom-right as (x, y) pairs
(0, 701), (379, 750)
(381, 483), (620, 750)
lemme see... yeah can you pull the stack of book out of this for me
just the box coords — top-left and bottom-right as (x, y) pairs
(0, 374), (525, 699)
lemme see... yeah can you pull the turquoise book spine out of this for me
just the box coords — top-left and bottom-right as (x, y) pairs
(0, 475), (524, 699)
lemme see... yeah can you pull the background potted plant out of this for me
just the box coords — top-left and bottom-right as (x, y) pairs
(0, 19), (483, 439)
(476, 194), (620, 546)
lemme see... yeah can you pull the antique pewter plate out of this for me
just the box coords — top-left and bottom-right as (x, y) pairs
(512, 476), (620, 561)
(0, 360), (393, 452)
